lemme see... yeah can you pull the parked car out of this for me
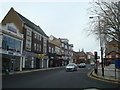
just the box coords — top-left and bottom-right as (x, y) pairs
(79, 63), (86, 68)
(66, 63), (78, 72)
(90, 62), (95, 66)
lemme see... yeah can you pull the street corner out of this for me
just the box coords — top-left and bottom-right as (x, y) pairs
(88, 69), (120, 84)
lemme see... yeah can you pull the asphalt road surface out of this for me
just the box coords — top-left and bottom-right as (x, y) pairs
(2, 64), (120, 89)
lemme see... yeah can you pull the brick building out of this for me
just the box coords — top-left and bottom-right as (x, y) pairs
(1, 7), (49, 72)
(105, 40), (120, 64)
(73, 49), (87, 64)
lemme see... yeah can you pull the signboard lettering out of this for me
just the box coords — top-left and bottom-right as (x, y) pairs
(8, 25), (17, 33)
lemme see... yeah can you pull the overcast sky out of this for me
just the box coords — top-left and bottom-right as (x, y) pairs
(0, 0), (101, 55)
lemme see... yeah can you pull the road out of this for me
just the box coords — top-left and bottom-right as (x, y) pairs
(2, 64), (120, 89)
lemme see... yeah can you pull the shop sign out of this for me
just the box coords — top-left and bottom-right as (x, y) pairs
(23, 51), (37, 57)
(115, 60), (120, 68)
(8, 25), (17, 33)
(14, 52), (21, 56)
(2, 49), (7, 54)
(38, 54), (44, 59)
(79, 57), (85, 59)
(112, 56), (116, 58)
(8, 51), (14, 55)
(44, 56), (48, 59)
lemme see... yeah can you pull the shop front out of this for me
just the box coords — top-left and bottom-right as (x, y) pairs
(22, 51), (38, 70)
(48, 53), (55, 67)
(43, 56), (49, 68)
(2, 53), (21, 72)
(1, 23), (24, 72)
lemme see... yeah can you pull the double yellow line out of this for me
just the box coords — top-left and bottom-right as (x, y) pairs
(87, 69), (120, 84)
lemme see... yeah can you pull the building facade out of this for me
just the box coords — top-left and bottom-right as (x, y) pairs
(73, 49), (87, 64)
(48, 36), (74, 67)
(59, 38), (73, 65)
(1, 7), (49, 72)
(48, 35), (62, 67)
(0, 23), (23, 72)
(1, 7), (74, 72)
(86, 52), (95, 63)
(105, 40), (120, 64)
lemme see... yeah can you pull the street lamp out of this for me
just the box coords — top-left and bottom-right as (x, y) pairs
(89, 16), (104, 77)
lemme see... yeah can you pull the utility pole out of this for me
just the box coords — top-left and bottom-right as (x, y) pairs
(98, 16), (104, 77)
(89, 16), (104, 77)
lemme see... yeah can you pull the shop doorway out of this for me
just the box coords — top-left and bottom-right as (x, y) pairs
(36, 58), (40, 69)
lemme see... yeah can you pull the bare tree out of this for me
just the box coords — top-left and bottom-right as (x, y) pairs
(89, 1), (120, 51)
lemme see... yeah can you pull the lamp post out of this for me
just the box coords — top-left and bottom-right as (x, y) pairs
(89, 16), (104, 77)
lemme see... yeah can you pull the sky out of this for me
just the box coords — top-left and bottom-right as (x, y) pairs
(0, 0), (101, 55)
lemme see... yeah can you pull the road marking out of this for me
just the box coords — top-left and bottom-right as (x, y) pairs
(87, 70), (120, 84)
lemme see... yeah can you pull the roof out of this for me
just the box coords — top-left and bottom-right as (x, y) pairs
(106, 51), (120, 55)
(105, 40), (119, 53)
(106, 40), (118, 46)
(74, 51), (86, 56)
(15, 9), (48, 38)
(105, 47), (119, 54)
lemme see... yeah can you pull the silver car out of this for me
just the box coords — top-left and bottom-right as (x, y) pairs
(90, 62), (95, 66)
(79, 63), (86, 68)
(66, 63), (78, 72)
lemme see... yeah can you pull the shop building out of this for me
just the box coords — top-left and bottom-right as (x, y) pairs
(0, 23), (23, 72)
(59, 38), (74, 65)
(48, 41), (55, 67)
(48, 35), (62, 67)
(1, 7), (49, 70)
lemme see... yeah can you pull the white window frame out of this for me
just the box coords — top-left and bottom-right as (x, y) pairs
(34, 33), (37, 39)
(34, 43), (36, 50)
(39, 34), (41, 41)
(26, 29), (32, 36)
(39, 44), (41, 51)
(49, 46), (51, 53)
(26, 39), (31, 50)
(52, 48), (54, 53)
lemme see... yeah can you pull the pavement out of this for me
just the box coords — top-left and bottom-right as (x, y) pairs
(2, 66), (64, 76)
(88, 64), (120, 84)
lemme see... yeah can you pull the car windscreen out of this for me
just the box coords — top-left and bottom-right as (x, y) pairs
(67, 64), (75, 66)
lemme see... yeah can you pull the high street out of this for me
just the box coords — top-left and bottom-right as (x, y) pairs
(2, 64), (119, 89)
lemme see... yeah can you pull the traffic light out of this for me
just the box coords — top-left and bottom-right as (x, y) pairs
(94, 52), (97, 59)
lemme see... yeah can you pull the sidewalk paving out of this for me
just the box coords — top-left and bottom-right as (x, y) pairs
(90, 64), (120, 84)
(2, 66), (65, 76)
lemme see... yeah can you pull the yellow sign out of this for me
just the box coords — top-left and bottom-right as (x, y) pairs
(38, 54), (45, 58)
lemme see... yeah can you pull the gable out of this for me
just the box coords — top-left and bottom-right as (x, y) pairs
(1, 8), (24, 34)
(2, 23), (23, 40)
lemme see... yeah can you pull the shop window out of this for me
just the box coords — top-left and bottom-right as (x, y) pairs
(15, 40), (21, 52)
(2, 36), (7, 49)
